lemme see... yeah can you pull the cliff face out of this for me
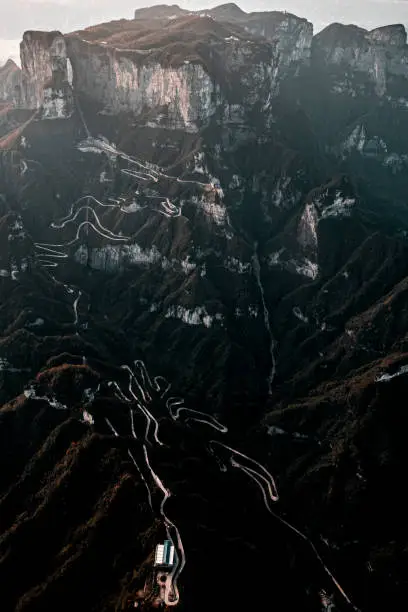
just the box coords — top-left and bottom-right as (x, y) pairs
(20, 31), (73, 118)
(16, 11), (408, 130)
(243, 12), (313, 64)
(0, 60), (22, 105)
(133, 3), (313, 65)
(66, 37), (217, 131)
(313, 23), (408, 96)
(11, 4), (314, 130)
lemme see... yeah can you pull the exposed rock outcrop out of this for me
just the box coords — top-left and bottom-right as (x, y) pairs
(12, 5), (408, 127)
(0, 60), (22, 105)
(313, 22), (408, 96)
(243, 12), (313, 65)
(20, 31), (73, 118)
(63, 11), (312, 128)
(66, 36), (217, 130)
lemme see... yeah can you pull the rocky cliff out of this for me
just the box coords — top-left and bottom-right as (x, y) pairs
(20, 31), (73, 118)
(15, 8), (408, 130)
(313, 22), (408, 96)
(0, 59), (22, 105)
(66, 35), (217, 130)
(16, 9), (313, 129)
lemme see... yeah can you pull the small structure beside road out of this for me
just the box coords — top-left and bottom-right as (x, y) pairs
(154, 540), (175, 568)
(154, 540), (177, 606)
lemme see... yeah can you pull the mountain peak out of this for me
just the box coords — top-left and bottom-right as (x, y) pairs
(315, 21), (407, 48)
(134, 4), (184, 20)
(368, 23), (407, 46)
(207, 3), (246, 20)
(0, 59), (19, 73)
(314, 22), (367, 45)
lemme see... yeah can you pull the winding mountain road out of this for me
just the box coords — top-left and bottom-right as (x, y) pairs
(19, 129), (360, 609)
(21, 348), (358, 610)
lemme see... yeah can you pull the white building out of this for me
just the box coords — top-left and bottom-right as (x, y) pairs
(154, 540), (175, 567)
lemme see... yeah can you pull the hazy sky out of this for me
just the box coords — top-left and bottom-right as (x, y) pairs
(1, 0), (408, 64)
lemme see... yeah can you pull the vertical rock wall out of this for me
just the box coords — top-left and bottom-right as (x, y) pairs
(313, 23), (408, 96)
(0, 60), (22, 105)
(20, 31), (73, 118)
(66, 37), (216, 130)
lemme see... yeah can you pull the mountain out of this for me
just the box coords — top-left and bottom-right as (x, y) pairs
(0, 59), (22, 105)
(1, 5), (408, 611)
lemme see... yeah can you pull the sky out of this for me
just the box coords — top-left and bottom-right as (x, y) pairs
(1, 0), (408, 65)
